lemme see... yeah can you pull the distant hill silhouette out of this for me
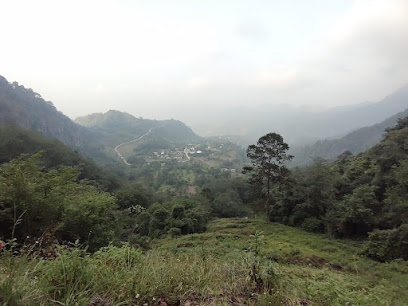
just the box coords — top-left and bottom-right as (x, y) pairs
(76, 110), (202, 146)
(188, 84), (408, 147)
(0, 75), (111, 160)
(290, 109), (408, 167)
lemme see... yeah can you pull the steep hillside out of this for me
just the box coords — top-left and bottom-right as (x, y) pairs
(0, 75), (113, 163)
(290, 108), (408, 166)
(0, 76), (87, 147)
(270, 115), (408, 247)
(0, 125), (120, 190)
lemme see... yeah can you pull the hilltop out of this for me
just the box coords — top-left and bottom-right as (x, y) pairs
(76, 110), (201, 147)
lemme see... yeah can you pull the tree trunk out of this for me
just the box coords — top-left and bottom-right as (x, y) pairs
(265, 176), (270, 221)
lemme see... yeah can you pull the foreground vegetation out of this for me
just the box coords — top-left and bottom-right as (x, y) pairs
(1, 218), (408, 305)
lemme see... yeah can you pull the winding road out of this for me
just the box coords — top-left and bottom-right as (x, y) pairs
(114, 126), (163, 165)
(183, 148), (191, 161)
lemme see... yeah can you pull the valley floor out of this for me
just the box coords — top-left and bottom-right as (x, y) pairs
(1, 218), (407, 305)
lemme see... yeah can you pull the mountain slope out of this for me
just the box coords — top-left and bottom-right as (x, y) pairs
(188, 84), (408, 147)
(0, 124), (120, 190)
(289, 109), (408, 166)
(76, 110), (202, 146)
(0, 76), (87, 146)
(0, 75), (113, 163)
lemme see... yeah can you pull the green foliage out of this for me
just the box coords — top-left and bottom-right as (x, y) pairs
(364, 224), (408, 262)
(119, 197), (211, 241)
(245, 231), (281, 293)
(244, 132), (293, 219)
(0, 76), (122, 169)
(268, 117), (408, 251)
(115, 183), (151, 209)
(211, 191), (246, 218)
(168, 227), (182, 237)
(0, 153), (116, 250)
(0, 125), (121, 191)
(300, 217), (325, 233)
(3, 218), (407, 305)
(326, 185), (380, 236)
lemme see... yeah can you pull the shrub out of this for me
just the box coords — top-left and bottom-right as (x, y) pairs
(168, 227), (181, 237)
(141, 199), (210, 238)
(212, 191), (246, 218)
(300, 217), (325, 232)
(364, 224), (408, 262)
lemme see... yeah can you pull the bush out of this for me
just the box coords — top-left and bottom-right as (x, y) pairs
(364, 224), (408, 262)
(138, 199), (210, 238)
(301, 217), (325, 233)
(212, 191), (246, 218)
(168, 227), (181, 237)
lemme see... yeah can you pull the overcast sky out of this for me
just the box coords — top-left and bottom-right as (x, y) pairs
(1, 0), (408, 121)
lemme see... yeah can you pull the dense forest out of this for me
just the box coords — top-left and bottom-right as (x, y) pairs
(271, 117), (408, 261)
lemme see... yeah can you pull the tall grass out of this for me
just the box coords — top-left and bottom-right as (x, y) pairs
(1, 218), (408, 305)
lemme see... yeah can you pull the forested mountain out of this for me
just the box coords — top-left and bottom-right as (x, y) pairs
(0, 75), (115, 164)
(271, 116), (408, 260)
(0, 75), (201, 165)
(0, 76), (89, 147)
(0, 125), (120, 190)
(290, 108), (408, 166)
(76, 110), (201, 146)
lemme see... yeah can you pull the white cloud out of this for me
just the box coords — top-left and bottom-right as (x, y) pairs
(187, 77), (207, 89)
(249, 0), (408, 106)
(251, 68), (301, 90)
(1, 0), (407, 120)
(235, 22), (268, 40)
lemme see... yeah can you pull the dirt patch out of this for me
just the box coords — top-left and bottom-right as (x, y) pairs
(176, 242), (194, 248)
(290, 254), (326, 268)
(152, 291), (257, 305)
(157, 296), (181, 306)
(297, 298), (312, 305)
(327, 262), (344, 271)
(186, 185), (197, 195)
(87, 296), (113, 306)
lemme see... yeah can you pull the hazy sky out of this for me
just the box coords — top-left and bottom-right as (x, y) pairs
(1, 0), (408, 121)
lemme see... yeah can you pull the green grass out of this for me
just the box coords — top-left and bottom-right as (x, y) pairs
(1, 218), (407, 305)
(154, 218), (408, 305)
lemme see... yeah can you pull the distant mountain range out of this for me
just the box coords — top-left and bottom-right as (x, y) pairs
(1, 74), (407, 169)
(187, 84), (408, 147)
(289, 108), (408, 167)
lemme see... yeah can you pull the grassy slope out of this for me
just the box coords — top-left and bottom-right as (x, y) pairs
(157, 218), (408, 305)
(1, 218), (407, 305)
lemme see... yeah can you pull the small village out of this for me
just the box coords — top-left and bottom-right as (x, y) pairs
(144, 141), (241, 173)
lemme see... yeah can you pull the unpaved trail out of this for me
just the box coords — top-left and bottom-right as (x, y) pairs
(114, 126), (163, 165)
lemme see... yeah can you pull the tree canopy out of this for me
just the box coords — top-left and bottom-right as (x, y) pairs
(244, 132), (293, 220)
